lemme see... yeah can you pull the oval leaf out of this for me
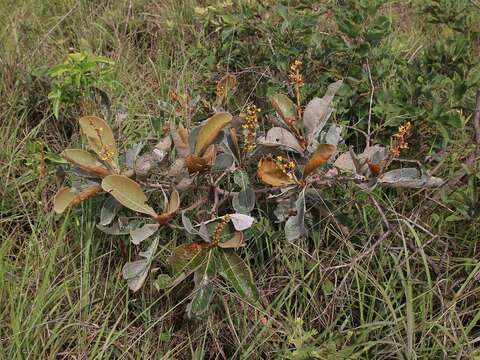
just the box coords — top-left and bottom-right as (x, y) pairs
(53, 187), (76, 214)
(194, 112), (232, 156)
(130, 223), (160, 245)
(378, 168), (444, 188)
(122, 238), (158, 292)
(303, 80), (343, 145)
(79, 116), (119, 171)
(54, 185), (102, 214)
(155, 189), (180, 224)
(257, 127), (304, 153)
(285, 193), (306, 241)
(62, 149), (111, 177)
(99, 197), (123, 226)
(269, 94), (296, 123)
(168, 242), (208, 276)
(218, 251), (259, 304)
(187, 250), (217, 318)
(218, 232), (244, 248)
(257, 157), (296, 186)
(303, 144), (336, 178)
(102, 175), (157, 217)
(230, 213), (255, 231)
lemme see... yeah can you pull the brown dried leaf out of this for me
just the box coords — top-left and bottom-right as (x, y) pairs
(303, 144), (336, 178)
(257, 157), (296, 186)
(216, 74), (237, 106)
(186, 145), (217, 173)
(155, 189), (180, 224)
(171, 123), (190, 158)
(367, 162), (383, 177)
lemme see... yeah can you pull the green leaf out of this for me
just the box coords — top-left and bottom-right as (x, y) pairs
(169, 243), (207, 274)
(269, 93), (296, 123)
(187, 250), (217, 319)
(99, 197), (122, 226)
(101, 175), (157, 217)
(122, 238), (158, 292)
(218, 250), (259, 304)
(232, 188), (255, 214)
(285, 192), (306, 241)
(213, 153), (235, 171)
(160, 242), (209, 289)
(181, 211), (210, 242)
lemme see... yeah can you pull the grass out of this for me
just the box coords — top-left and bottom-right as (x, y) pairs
(1, 0), (480, 358)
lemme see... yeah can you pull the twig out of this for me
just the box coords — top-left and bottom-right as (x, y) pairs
(349, 146), (363, 174)
(366, 59), (375, 147)
(474, 89), (480, 145)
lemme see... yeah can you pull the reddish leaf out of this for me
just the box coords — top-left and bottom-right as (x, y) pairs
(303, 144), (336, 178)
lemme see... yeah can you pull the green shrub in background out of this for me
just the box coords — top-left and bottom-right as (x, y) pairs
(48, 51), (116, 119)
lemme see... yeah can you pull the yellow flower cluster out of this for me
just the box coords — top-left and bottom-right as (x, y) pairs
(99, 143), (115, 162)
(90, 119), (115, 163)
(275, 155), (296, 178)
(289, 59), (304, 88)
(242, 104), (260, 152)
(390, 121), (412, 158)
(212, 214), (231, 245)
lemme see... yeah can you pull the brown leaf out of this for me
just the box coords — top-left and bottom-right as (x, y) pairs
(367, 162), (383, 177)
(194, 112), (232, 156)
(229, 128), (241, 160)
(303, 144), (336, 178)
(79, 116), (119, 172)
(185, 145), (217, 173)
(171, 123), (190, 158)
(179, 123), (189, 144)
(257, 157), (296, 186)
(216, 74), (237, 106)
(61, 149), (111, 177)
(155, 190), (180, 224)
